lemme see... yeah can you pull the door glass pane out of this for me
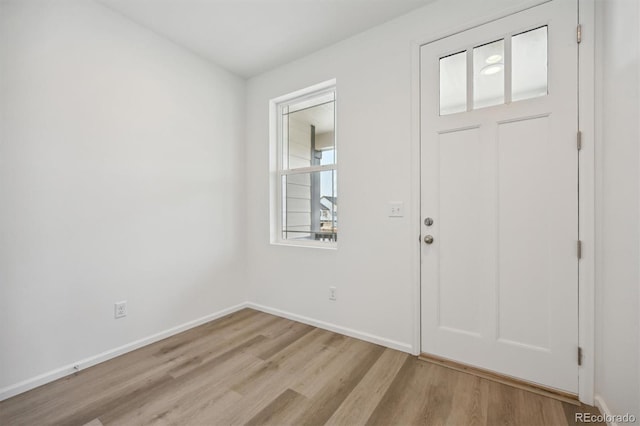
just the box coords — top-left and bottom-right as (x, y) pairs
(473, 39), (504, 109)
(440, 51), (467, 115)
(282, 170), (337, 242)
(283, 95), (335, 169)
(512, 26), (548, 102)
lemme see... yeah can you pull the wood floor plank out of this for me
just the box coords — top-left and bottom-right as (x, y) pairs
(416, 363), (459, 425)
(55, 374), (175, 426)
(100, 352), (261, 425)
(514, 389), (568, 426)
(128, 334), (283, 425)
(443, 370), (489, 426)
(0, 308), (606, 426)
(231, 328), (341, 396)
(323, 332), (348, 349)
(152, 308), (261, 357)
(292, 336), (390, 401)
(366, 357), (432, 426)
(0, 351), (180, 426)
(255, 321), (315, 360)
(162, 390), (244, 426)
(486, 379), (518, 426)
(167, 334), (268, 379)
(325, 348), (408, 426)
(155, 312), (280, 370)
(291, 343), (385, 426)
(257, 314), (313, 339)
(108, 381), (243, 426)
(244, 388), (308, 426)
(161, 314), (288, 378)
(216, 330), (345, 425)
(100, 341), (267, 425)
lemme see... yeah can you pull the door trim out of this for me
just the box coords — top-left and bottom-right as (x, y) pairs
(577, 0), (596, 407)
(409, 0), (596, 404)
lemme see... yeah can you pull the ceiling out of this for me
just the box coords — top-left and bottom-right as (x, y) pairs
(99, 0), (435, 78)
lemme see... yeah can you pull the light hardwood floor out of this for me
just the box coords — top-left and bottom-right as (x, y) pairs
(0, 308), (604, 426)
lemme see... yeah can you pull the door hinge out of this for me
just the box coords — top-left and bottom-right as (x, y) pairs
(577, 240), (582, 259)
(577, 24), (582, 44)
(577, 130), (582, 151)
(578, 347), (583, 366)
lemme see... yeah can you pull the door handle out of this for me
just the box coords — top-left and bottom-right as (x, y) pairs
(424, 235), (434, 244)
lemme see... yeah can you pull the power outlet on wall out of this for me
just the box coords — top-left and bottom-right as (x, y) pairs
(114, 301), (127, 319)
(329, 287), (337, 301)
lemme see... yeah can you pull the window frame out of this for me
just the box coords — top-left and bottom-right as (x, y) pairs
(269, 79), (338, 249)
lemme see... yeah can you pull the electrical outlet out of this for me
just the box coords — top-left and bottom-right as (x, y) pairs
(329, 287), (337, 301)
(114, 301), (127, 319)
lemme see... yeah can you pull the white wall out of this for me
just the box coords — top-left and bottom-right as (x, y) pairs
(0, 0), (247, 395)
(595, 0), (640, 419)
(245, 0), (549, 353)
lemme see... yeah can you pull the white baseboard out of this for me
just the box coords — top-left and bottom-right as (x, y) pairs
(1, 301), (414, 402)
(0, 302), (248, 402)
(595, 395), (618, 426)
(246, 302), (414, 354)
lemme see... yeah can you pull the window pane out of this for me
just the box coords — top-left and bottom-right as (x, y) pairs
(282, 170), (337, 242)
(319, 147), (335, 166)
(284, 97), (335, 170)
(473, 39), (504, 109)
(440, 51), (467, 115)
(288, 92), (334, 114)
(512, 26), (548, 102)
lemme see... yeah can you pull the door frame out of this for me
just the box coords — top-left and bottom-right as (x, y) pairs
(409, 0), (596, 404)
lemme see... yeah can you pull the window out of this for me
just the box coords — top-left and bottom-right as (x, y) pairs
(271, 80), (337, 247)
(439, 51), (467, 115)
(473, 39), (505, 109)
(512, 26), (548, 101)
(439, 26), (548, 115)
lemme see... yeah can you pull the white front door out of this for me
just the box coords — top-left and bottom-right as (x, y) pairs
(420, 0), (579, 393)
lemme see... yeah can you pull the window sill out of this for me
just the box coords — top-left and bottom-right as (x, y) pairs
(270, 240), (338, 250)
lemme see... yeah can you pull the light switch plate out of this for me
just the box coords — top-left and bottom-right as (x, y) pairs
(388, 201), (404, 217)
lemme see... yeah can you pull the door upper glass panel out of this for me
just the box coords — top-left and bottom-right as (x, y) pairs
(439, 51), (467, 115)
(473, 39), (505, 109)
(512, 26), (548, 102)
(439, 25), (548, 116)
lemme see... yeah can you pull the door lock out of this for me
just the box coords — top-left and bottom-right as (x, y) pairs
(424, 217), (434, 226)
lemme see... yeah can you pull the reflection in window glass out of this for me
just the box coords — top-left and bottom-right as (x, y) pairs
(512, 26), (548, 102)
(473, 39), (504, 109)
(282, 170), (337, 242)
(284, 98), (335, 170)
(440, 51), (467, 115)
